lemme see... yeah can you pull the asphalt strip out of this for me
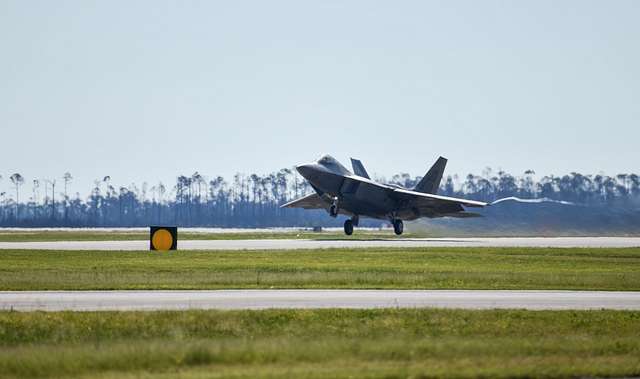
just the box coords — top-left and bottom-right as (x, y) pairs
(0, 237), (639, 250)
(2, 290), (640, 311)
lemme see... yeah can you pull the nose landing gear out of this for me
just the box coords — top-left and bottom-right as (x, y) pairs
(329, 198), (339, 218)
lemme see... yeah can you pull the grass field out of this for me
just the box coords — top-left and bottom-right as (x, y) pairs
(3, 241), (640, 378)
(1, 247), (639, 291)
(0, 229), (408, 242)
(1, 308), (639, 378)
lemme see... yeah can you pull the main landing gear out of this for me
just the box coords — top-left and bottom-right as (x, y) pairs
(343, 219), (353, 235)
(392, 219), (404, 235)
(342, 216), (402, 236)
(343, 215), (359, 236)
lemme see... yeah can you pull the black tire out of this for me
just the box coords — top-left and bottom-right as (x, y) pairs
(344, 219), (353, 235)
(393, 219), (404, 235)
(330, 204), (338, 217)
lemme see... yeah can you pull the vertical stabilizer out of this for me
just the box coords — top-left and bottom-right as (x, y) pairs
(350, 158), (371, 179)
(414, 156), (447, 194)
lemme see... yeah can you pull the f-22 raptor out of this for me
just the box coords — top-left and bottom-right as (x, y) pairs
(282, 155), (487, 235)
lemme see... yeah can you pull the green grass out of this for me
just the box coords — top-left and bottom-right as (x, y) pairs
(0, 230), (410, 242)
(1, 308), (639, 378)
(1, 247), (639, 290)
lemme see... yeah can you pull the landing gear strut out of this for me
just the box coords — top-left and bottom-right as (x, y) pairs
(329, 198), (339, 218)
(392, 219), (404, 235)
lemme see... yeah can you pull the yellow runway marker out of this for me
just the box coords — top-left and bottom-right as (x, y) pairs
(150, 226), (177, 251)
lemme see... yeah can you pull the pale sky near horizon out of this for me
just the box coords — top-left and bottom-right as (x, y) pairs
(1, 1), (639, 198)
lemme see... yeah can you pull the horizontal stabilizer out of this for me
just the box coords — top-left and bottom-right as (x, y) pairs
(442, 211), (483, 218)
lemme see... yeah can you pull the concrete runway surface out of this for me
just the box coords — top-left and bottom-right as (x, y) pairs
(0, 237), (639, 250)
(2, 290), (640, 311)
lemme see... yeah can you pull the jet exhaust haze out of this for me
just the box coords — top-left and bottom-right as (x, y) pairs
(490, 197), (575, 206)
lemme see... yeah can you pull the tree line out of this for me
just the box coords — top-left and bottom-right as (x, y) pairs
(0, 169), (638, 227)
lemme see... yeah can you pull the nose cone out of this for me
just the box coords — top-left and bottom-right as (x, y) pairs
(296, 164), (316, 180)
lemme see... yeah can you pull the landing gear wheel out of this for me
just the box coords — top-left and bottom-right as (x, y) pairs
(329, 204), (339, 217)
(393, 219), (404, 235)
(343, 219), (354, 235)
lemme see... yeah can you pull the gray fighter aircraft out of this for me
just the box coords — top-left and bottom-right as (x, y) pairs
(281, 155), (487, 235)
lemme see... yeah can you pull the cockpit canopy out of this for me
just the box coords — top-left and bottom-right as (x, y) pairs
(316, 154), (352, 175)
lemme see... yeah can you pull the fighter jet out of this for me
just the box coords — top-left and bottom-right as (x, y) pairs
(281, 155), (487, 235)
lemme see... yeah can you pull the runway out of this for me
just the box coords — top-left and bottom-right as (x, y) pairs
(2, 290), (640, 311)
(0, 237), (639, 250)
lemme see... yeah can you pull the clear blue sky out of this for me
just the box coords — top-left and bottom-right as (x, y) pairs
(1, 1), (639, 197)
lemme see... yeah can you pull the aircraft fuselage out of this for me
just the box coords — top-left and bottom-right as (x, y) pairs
(285, 154), (486, 235)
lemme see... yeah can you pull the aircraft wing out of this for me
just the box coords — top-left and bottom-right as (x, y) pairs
(343, 175), (487, 209)
(281, 193), (355, 216)
(391, 188), (486, 218)
(392, 188), (487, 208)
(280, 193), (329, 210)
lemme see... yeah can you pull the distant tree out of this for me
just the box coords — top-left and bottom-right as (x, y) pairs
(45, 179), (56, 220)
(630, 174), (640, 196)
(443, 176), (455, 196)
(497, 170), (517, 197)
(63, 172), (73, 220)
(63, 173), (73, 198)
(157, 182), (166, 203)
(32, 179), (40, 219)
(391, 173), (412, 188)
(464, 174), (478, 194)
(617, 174), (629, 196)
(32, 179), (40, 204)
(191, 172), (204, 223)
(0, 191), (5, 223)
(0, 165), (639, 228)
(157, 182), (166, 222)
(118, 187), (128, 223)
(9, 173), (24, 220)
(192, 172), (204, 201)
